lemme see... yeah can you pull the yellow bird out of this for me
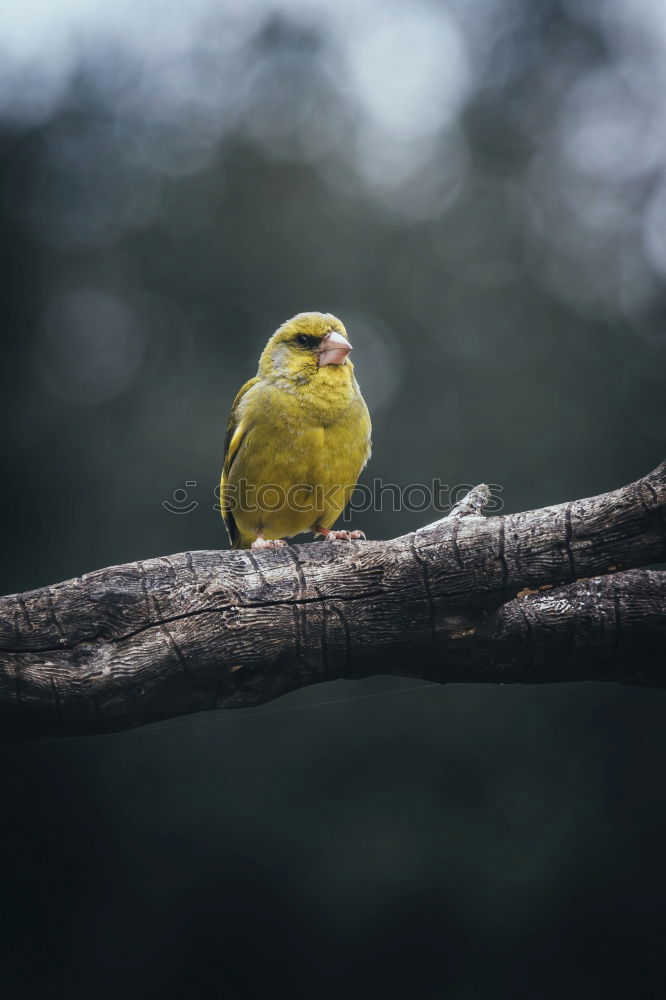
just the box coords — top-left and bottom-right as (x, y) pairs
(220, 312), (371, 549)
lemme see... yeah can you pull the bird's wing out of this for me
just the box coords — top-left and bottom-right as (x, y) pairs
(221, 376), (259, 547)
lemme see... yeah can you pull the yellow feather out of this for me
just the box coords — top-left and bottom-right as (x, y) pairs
(220, 313), (371, 549)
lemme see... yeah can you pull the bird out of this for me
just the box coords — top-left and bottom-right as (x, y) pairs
(220, 312), (371, 550)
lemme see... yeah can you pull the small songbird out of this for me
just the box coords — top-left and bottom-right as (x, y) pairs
(220, 312), (371, 549)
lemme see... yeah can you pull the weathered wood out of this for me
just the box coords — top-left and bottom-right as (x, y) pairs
(0, 461), (664, 741)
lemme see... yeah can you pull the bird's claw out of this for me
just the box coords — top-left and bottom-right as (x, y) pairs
(251, 537), (288, 550)
(325, 529), (366, 542)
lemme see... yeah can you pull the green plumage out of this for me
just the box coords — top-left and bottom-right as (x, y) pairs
(220, 313), (371, 549)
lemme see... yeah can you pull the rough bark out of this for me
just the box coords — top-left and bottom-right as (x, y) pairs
(1, 461), (664, 742)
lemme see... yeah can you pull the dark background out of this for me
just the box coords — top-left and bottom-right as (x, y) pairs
(1, 1), (666, 997)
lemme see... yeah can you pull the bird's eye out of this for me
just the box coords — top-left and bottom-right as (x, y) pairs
(295, 334), (315, 347)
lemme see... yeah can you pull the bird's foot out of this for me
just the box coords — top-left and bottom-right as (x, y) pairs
(251, 537), (287, 550)
(321, 529), (366, 542)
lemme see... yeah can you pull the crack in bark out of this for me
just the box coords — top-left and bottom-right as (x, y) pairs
(46, 589), (66, 640)
(639, 478), (666, 559)
(139, 558), (193, 681)
(563, 502), (576, 583)
(329, 603), (352, 673)
(312, 583), (329, 679)
(246, 551), (269, 589)
(16, 596), (32, 631)
(497, 520), (510, 595)
(285, 546), (308, 665)
(151, 593), (194, 681)
(451, 520), (464, 570)
(410, 537), (437, 640)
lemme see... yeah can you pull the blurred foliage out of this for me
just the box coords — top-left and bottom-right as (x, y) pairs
(1, 1), (665, 997)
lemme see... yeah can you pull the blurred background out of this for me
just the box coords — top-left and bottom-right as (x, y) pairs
(1, 0), (666, 997)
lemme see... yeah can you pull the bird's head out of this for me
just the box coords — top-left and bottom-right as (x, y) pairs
(258, 312), (353, 383)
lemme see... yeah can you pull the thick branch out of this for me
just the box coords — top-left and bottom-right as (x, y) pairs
(1, 461), (664, 741)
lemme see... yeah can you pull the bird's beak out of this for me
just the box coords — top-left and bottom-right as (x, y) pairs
(318, 330), (352, 367)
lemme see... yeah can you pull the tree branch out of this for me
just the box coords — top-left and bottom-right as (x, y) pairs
(1, 461), (664, 741)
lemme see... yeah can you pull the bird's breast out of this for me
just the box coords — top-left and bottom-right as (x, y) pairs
(237, 377), (367, 471)
(228, 373), (370, 538)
